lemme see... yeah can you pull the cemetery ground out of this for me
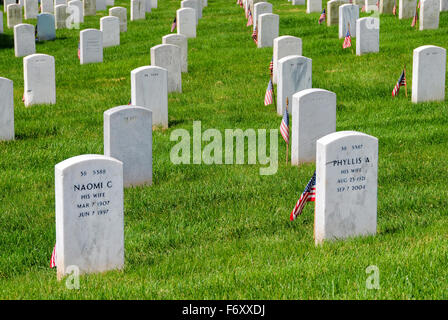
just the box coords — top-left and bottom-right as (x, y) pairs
(0, 0), (447, 299)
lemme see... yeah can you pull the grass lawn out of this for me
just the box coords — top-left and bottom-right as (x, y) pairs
(0, 0), (447, 299)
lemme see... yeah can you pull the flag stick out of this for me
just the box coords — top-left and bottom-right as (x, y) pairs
(286, 97), (289, 165)
(271, 74), (277, 110)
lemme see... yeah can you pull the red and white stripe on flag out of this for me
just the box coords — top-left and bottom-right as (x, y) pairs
(50, 243), (57, 268)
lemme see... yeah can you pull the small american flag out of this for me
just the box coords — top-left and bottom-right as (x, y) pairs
(247, 9), (253, 27)
(280, 106), (289, 144)
(318, 9), (326, 24)
(392, 69), (406, 97)
(393, 1), (397, 15)
(269, 57), (273, 75)
(252, 26), (257, 44)
(264, 79), (273, 106)
(361, 5), (365, 12)
(77, 42), (80, 60)
(171, 17), (177, 32)
(411, 2), (419, 27)
(50, 244), (57, 268)
(343, 29), (351, 49)
(290, 172), (316, 221)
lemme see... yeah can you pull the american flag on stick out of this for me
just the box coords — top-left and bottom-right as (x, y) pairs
(411, 2), (420, 27)
(171, 17), (177, 32)
(252, 26), (258, 44)
(393, 0), (397, 15)
(269, 57), (273, 76)
(50, 244), (57, 268)
(264, 79), (273, 106)
(280, 103), (289, 144)
(318, 8), (326, 24)
(77, 42), (80, 60)
(392, 68), (407, 97)
(290, 172), (316, 221)
(342, 28), (351, 49)
(361, 5), (366, 12)
(247, 9), (253, 27)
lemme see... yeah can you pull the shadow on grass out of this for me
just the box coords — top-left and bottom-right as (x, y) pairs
(0, 34), (14, 49)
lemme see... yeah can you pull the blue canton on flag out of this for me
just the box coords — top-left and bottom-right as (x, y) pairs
(280, 107), (289, 144)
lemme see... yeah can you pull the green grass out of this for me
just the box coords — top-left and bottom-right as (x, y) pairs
(0, 0), (447, 299)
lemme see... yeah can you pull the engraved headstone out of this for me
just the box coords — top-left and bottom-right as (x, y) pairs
(327, 0), (346, 26)
(291, 89), (336, 165)
(277, 55), (312, 116)
(104, 106), (153, 187)
(181, 0), (200, 24)
(253, 2), (272, 29)
(68, 0), (84, 24)
(131, 66), (168, 128)
(4, 0), (15, 13)
(23, 54), (56, 106)
(24, 0), (39, 19)
(273, 36), (302, 84)
(315, 131), (378, 245)
(7, 4), (22, 29)
(55, 4), (69, 29)
(412, 45), (446, 103)
(177, 7), (196, 38)
(162, 34), (188, 73)
(36, 13), (56, 41)
(0, 77), (14, 141)
(100, 16), (119, 47)
(14, 23), (36, 57)
(399, 0), (418, 19)
(150, 44), (182, 93)
(364, 0), (378, 11)
(109, 6), (127, 32)
(339, 4), (358, 39)
(356, 17), (379, 55)
(379, 0), (394, 14)
(41, 0), (54, 13)
(420, 0), (439, 30)
(54, 154), (124, 279)
(80, 29), (103, 64)
(130, 0), (145, 21)
(83, 0), (96, 16)
(257, 13), (278, 48)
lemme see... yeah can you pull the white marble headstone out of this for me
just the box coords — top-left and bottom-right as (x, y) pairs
(131, 66), (168, 128)
(181, 0), (200, 24)
(151, 0), (157, 8)
(0, 13), (3, 34)
(339, 4), (359, 39)
(412, 45), (446, 103)
(162, 34), (188, 73)
(55, 4), (69, 29)
(150, 44), (182, 93)
(177, 7), (196, 38)
(315, 131), (378, 245)
(104, 106), (153, 187)
(7, 4), (22, 29)
(273, 36), (302, 84)
(145, 0), (152, 13)
(253, 2), (272, 29)
(100, 16), (119, 47)
(80, 29), (103, 64)
(14, 24), (36, 57)
(257, 13), (278, 48)
(379, 0), (394, 14)
(68, 0), (84, 25)
(55, 154), (124, 279)
(0, 77), (14, 141)
(24, 0), (39, 19)
(109, 7), (127, 32)
(292, 0), (306, 5)
(23, 54), (56, 106)
(277, 55), (312, 116)
(4, 0), (16, 13)
(130, 0), (145, 21)
(364, 0), (378, 11)
(399, 0), (418, 19)
(356, 17), (379, 56)
(441, 0), (448, 11)
(41, 0), (55, 13)
(420, 0), (440, 30)
(54, 0), (66, 6)
(83, 0), (96, 16)
(291, 89), (336, 165)
(96, 0), (106, 11)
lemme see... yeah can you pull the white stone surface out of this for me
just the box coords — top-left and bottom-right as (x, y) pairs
(7, 4), (22, 29)
(104, 106), (153, 187)
(96, 0), (106, 10)
(364, 0), (378, 11)
(292, 0), (305, 5)
(4, 0), (15, 13)
(0, 13), (3, 34)
(68, 0), (84, 24)
(24, 0), (39, 19)
(145, 0), (152, 13)
(257, 13), (278, 48)
(55, 0), (66, 6)
(151, 0), (158, 8)
(420, 0), (440, 30)
(441, 0), (448, 11)
(379, 0), (394, 14)
(306, 0), (322, 13)
(356, 17), (379, 56)
(130, 0), (145, 21)
(177, 7), (196, 38)
(84, 0), (96, 16)
(55, 154), (124, 279)
(41, 0), (54, 13)
(106, 0), (114, 5)
(0, 77), (14, 141)
(181, 0), (199, 25)
(23, 54), (56, 106)
(202, 0), (207, 6)
(36, 13), (56, 41)
(277, 55), (312, 116)
(253, 2), (272, 29)
(151, 44), (182, 93)
(109, 7), (127, 32)
(291, 89), (336, 165)
(399, 0), (418, 19)
(14, 24), (36, 57)
(273, 36), (302, 84)
(327, 0), (347, 26)
(80, 29), (103, 64)
(100, 16), (119, 47)
(412, 45), (446, 103)
(55, 4), (69, 29)
(162, 34), (188, 73)
(339, 4), (358, 39)
(315, 131), (378, 245)
(131, 66), (168, 128)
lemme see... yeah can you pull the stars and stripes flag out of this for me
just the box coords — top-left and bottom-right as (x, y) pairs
(264, 79), (274, 106)
(280, 106), (289, 144)
(318, 8), (326, 24)
(290, 172), (316, 221)
(361, 5), (366, 12)
(171, 17), (177, 32)
(393, 0), (397, 15)
(252, 26), (258, 44)
(411, 2), (420, 27)
(269, 57), (273, 75)
(392, 69), (407, 97)
(50, 244), (57, 268)
(247, 9), (253, 26)
(343, 29), (351, 49)
(77, 42), (80, 59)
